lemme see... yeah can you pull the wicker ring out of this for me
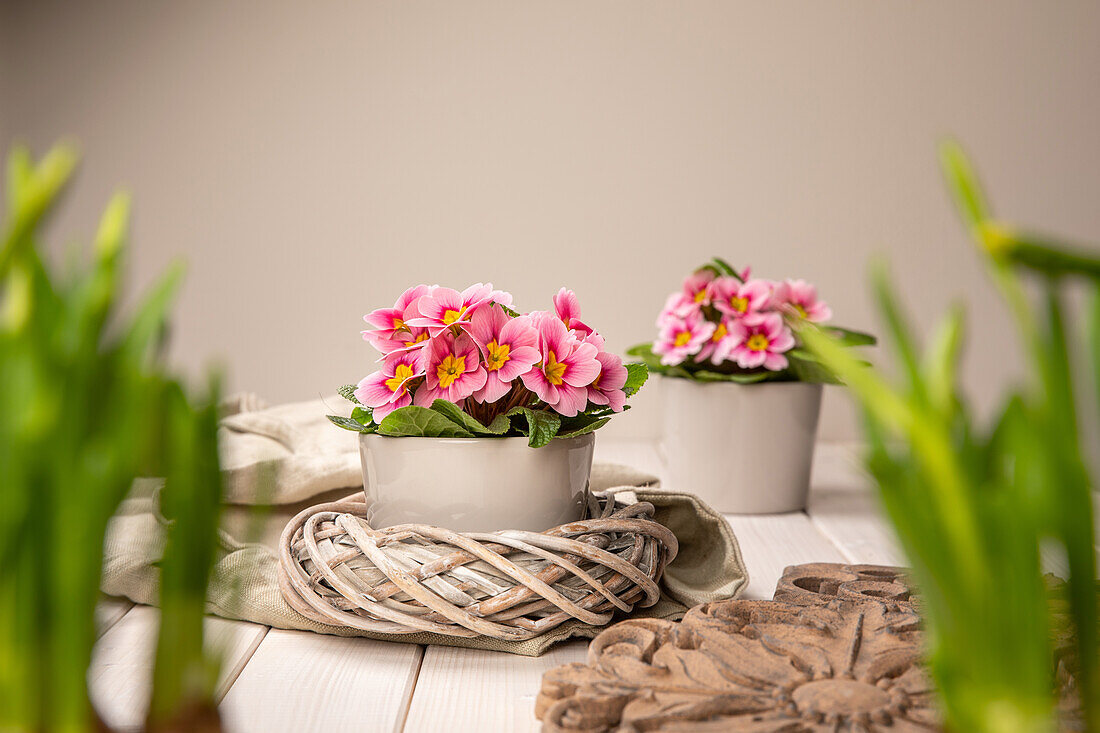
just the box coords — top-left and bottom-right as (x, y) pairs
(277, 492), (678, 640)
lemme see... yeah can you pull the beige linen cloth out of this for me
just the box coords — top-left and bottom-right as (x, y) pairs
(100, 396), (749, 656)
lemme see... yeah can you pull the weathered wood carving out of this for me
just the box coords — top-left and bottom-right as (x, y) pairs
(537, 563), (940, 731)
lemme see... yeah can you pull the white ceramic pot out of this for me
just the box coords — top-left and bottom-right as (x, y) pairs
(359, 433), (595, 532)
(661, 377), (823, 514)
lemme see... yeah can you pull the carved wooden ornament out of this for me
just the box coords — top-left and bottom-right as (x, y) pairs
(537, 563), (940, 731)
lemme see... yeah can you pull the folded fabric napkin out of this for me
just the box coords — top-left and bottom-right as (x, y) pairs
(100, 396), (749, 656)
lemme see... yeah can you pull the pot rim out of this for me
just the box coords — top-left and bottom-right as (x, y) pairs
(359, 432), (596, 448)
(659, 374), (825, 391)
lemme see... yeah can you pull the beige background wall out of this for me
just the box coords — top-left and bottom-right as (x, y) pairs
(3, 1), (1099, 440)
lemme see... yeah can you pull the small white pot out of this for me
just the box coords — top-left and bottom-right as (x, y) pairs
(661, 377), (823, 514)
(359, 433), (595, 532)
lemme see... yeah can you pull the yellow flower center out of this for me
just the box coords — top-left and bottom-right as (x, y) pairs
(693, 289), (707, 303)
(484, 340), (511, 371)
(794, 304), (808, 318)
(404, 332), (429, 348)
(674, 331), (692, 347)
(384, 363), (416, 393)
(712, 322), (727, 342)
(442, 307), (467, 325)
(729, 296), (748, 313)
(544, 350), (568, 386)
(392, 317), (406, 331)
(436, 354), (466, 388)
(746, 333), (770, 352)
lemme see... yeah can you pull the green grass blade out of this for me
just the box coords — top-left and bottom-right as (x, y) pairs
(939, 139), (991, 231)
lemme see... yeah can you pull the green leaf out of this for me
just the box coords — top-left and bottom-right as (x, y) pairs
(691, 369), (773, 384)
(1089, 282), (1100, 421)
(326, 414), (375, 433)
(622, 363), (648, 397)
(429, 399), (509, 435)
(558, 416), (609, 438)
(506, 407), (561, 448)
(872, 261), (926, 404)
(494, 301), (521, 318)
(351, 406), (374, 424)
(1002, 231), (1100, 279)
(921, 305), (965, 415)
(118, 260), (186, 364)
(712, 257), (744, 282)
(824, 326), (877, 347)
(786, 350), (841, 384)
(378, 405), (475, 438)
(627, 343), (683, 377)
(338, 384), (361, 404)
(93, 191), (130, 259)
(0, 143), (79, 280)
(939, 139), (991, 230)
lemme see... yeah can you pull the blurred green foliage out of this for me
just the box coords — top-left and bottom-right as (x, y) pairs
(0, 144), (225, 731)
(800, 143), (1100, 732)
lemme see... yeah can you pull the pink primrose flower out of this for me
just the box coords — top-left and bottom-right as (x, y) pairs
(652, 310), (715, 366)
(521, 314), (601, 417)
(772, 279), (832, 322)
(682, 270), (715, 306)
(587, 351), (628, 412)
(552, 287), (593, 336)
(354, 349), (424, 420)
(728, 312), (795, 370)
(407, 283), (497, 335)
(708, 277), (771, 319)
(467, 306), (541, 403)
(361, 284), (434, 353)
(414, 332), (487, 405)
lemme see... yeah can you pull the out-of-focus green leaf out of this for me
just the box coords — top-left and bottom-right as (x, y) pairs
(1001, 231), (1100, 279)
(871, 262), (926, 404)
(147, 379), (224, 729)
(921, 305), (965, 415)
(940, 139), (991, 231)
(93, 191), (130, 259)
(711, 257), (744, 281)
(0, 143), (78, 279)
(824, 325), (877, 346)
(800, 141), (1100, 731)
(0, 143), (228, 731)
(1089, 282), (1100, 420)
(785, 349), (841, 384)
(691, 369), (774, 384)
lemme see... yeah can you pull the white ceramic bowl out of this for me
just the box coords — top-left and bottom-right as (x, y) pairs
(359, 433), (595, 532)
(661, 377), (823, 514)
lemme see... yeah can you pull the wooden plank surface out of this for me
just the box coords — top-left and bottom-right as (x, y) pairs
(403, 641), (588, 733)
(220, 630), (424, 733)
(400, 443), (864, 731)
(89, 605), (267, 731)
(723, 512), (849, 599)
(87, 440), (901, 733)
(805, 444), (906, 566)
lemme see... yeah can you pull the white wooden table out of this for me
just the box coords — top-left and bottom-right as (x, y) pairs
(89, 441), (904, 733)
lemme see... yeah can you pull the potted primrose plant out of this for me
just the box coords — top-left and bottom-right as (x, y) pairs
(628, 258), (873, 513)
(329, 283), (647, 531)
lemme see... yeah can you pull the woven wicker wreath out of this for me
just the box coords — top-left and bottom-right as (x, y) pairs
(277, 493), (679, 641)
